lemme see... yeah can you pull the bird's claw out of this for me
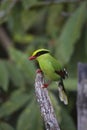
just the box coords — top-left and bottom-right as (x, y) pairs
(42, 84), (49, 88)
(36, 69), (42, 73)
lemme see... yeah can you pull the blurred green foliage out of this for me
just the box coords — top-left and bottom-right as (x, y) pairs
(0, 0), (87, 130)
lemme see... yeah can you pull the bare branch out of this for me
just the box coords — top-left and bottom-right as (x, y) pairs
(0, 26), (13, 50)
(61, 11), (72, 17)
(0, 0), (18, 18)
(30, 0), (83, 9)
(35, 72), (60, 130)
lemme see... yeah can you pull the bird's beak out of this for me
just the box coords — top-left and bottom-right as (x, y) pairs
(29, 56), (36, 60)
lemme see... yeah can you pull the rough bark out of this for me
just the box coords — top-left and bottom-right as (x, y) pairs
(35, 72), (60, 130)
(77, 63), (87, 130)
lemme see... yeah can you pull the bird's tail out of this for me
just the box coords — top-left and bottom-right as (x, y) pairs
(58, 79), (68, 105)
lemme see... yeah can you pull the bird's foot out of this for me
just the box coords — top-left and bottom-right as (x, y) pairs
(42, 83), (49, 88)
(36, 69), (42, 73)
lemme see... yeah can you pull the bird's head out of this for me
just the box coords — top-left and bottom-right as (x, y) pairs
(29, 49), (50, 60)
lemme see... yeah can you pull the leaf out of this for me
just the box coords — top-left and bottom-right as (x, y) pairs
(21, 8), (47, 31)
(14, 34), (34, 43)
(9, 47), (35, 85)
(49, 92), (61, 122)
(60, 108), (76, 130)
(67, 3), (77, 13)
(49, 78), (77, 91)
(67, 31), (87, 80)
(21, 9), (37, 31)
(85, 27), (87, 56)
(17, 100), (43, 130)
(7, 62), (25, 87)
(0, 0), (16, 23)
(22, 0), (37, 9)
(64, 78), (77, 91)
(55, 2), (87, 64)
(0, 90), (30, 118)
(7, 4), (23, 34)
(0, 0), (14, 11)
(0, 122), (14, 130)
(46, 4), (63, 37)
(0, 60), (9, 91)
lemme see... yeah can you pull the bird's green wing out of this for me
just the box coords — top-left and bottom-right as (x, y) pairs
(49, 55), (68, 79)
(49, 55), (62, 71)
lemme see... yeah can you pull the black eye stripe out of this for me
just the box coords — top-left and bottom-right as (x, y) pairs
(36, 51), (49, 56)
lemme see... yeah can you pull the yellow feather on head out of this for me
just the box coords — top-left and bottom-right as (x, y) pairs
(32, 49), (50, 56)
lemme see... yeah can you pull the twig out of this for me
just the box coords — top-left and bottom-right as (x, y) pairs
(0, 26), (12, 50)
(30, 0), (83, 9)
(35, 72), (60, 130)
(61, 11), (72, 17)
(0, 0), (18, 18)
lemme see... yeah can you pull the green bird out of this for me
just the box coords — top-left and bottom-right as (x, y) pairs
(29, 49), (68, 105)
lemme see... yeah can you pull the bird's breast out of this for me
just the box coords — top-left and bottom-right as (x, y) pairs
(38, 61), (60, 81)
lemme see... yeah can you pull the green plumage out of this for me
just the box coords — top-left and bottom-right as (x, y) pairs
(29, 49), (68, 105)
(37, 53), (62, 80)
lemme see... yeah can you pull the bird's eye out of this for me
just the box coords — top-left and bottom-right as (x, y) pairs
(36, 52), (41, 57)
(36, 51), (49, 57)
